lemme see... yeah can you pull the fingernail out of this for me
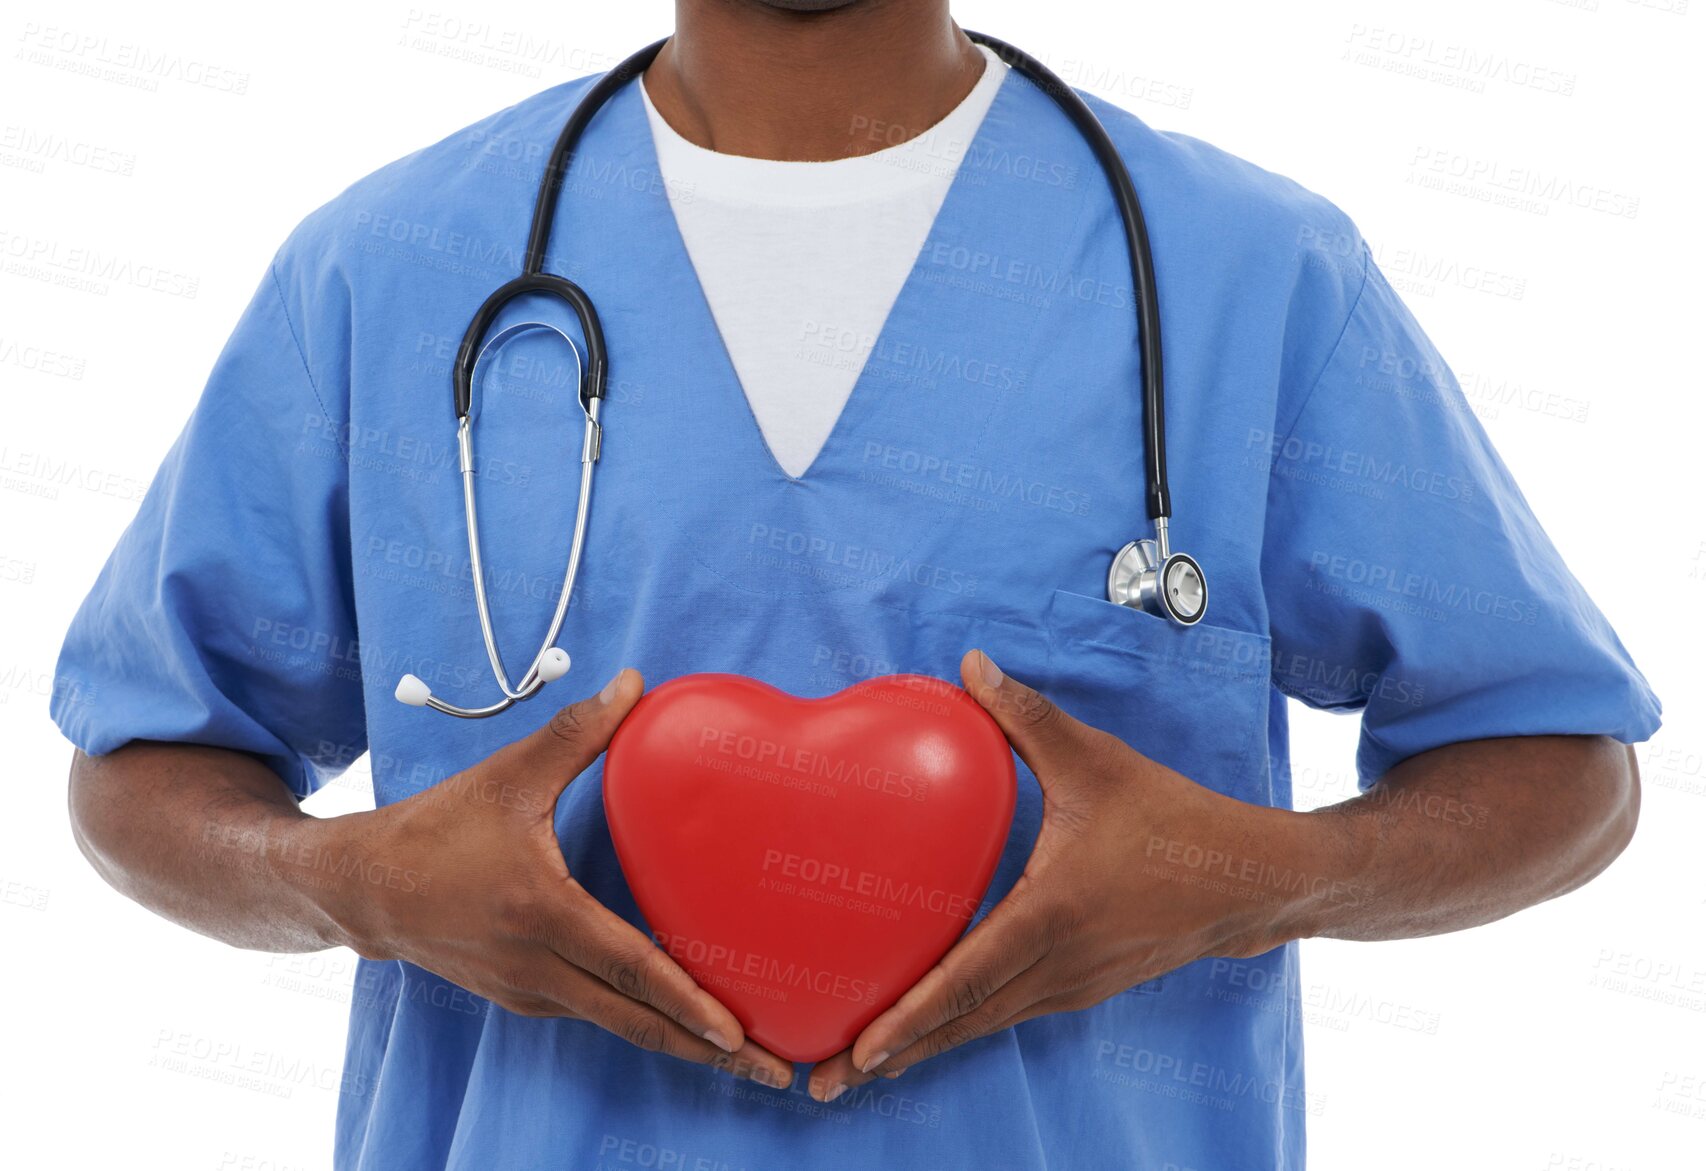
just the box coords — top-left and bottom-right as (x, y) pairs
(598, 671), (624, 705)
(859, 1049), (889, 1074)
(979, 651), (1004, 689)
(883, 1068), (905, 1079)
(702, 1027), (736, 1054)
(825, 1083), (848, 1104)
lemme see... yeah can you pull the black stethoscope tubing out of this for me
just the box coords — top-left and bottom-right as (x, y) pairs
(455, 30), (1173, 525)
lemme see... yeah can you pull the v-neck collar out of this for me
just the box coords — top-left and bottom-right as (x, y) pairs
(550, 64), (1090, 498)
(618, 65), (1024, 483)
(526, 67), (1105, 601)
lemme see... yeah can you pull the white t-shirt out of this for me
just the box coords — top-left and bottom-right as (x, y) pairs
(640, 45), (1007, 477)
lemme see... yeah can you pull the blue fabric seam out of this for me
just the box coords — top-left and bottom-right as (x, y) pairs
(268, 262), (350, 462)
(1263, 240), (1371, 711)
(1270, 239), (1372, 448)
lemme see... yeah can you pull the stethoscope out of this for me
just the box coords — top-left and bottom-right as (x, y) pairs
(395, 32), (1208, 719)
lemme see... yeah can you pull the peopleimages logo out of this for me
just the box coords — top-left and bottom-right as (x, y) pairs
(759, 849), (980, 922)
(860, 442), (1091, 517)
(696, 726), (930, 802)
(1092, 1041), (1321, 1115)
(1249, 428), (1476, 504)
(920, 241), (1128, 308)
(1308, 552), (1540, 624)
(746, 523), (979, 598)
(652, 931), (879, 1007)
(1143, 837), (1369, 909)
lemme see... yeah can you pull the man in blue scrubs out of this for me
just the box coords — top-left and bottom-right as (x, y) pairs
(55, 2), (1659, 1168)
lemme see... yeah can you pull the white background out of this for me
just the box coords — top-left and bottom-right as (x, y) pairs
(3, 1), (1702, 1168)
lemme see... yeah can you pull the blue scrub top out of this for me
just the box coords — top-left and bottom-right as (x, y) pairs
(54, 62), (1659, 1171)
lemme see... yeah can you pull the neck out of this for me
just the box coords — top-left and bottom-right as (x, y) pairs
(645, 1), (984, 161)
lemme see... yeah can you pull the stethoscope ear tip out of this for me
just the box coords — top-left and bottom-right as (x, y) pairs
(537, 648), (571, 682)
(395, 674), (432, 707)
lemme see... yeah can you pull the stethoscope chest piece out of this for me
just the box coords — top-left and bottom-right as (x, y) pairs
(1107, 536), (1207, 626)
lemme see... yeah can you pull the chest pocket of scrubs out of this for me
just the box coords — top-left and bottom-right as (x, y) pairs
(1041, 589), (1274, 805)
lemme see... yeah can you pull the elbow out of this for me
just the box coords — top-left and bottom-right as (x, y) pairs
(67, 750), (111, 878)
(68, 749), (133, 893)
(1602, 742), (1641, 862)
(1573, 739), (1641, 888)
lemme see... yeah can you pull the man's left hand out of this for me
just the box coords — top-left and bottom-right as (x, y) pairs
(807, 648), (1323, 1102)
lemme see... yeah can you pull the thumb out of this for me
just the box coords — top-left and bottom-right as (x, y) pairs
(960, 650), (1085, 780)
(498, 667), (645, 801)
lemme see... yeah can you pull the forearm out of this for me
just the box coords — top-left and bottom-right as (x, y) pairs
(64, 684), (795, 1086)
(68, 741), (357, 952)
(1268, 734), (1640, 944)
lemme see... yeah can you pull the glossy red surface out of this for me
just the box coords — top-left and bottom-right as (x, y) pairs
(604, 673), (1017, 1062)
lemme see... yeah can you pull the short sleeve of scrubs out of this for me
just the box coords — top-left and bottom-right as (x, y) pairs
(1263, 244), (1661, 788)
(51, 259), (365, 800)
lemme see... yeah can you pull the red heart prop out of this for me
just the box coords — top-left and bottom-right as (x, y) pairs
(604, 673), (1017, 1063)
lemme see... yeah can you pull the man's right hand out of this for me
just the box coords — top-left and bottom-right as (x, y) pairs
(307, 668), (793, 1088)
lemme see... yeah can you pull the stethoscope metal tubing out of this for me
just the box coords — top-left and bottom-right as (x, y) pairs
(426, 323), (598, 719)
(422, 693), (519, 719)
(427, 418), (597, 720)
